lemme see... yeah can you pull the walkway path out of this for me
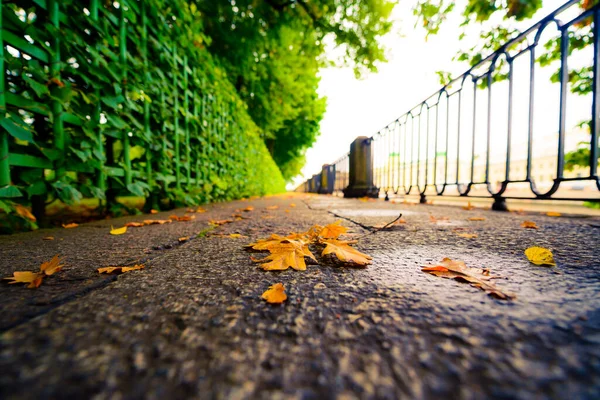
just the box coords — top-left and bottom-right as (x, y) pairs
(1, 194), (599, 399)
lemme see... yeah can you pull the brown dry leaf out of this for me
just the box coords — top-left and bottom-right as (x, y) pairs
(462, 202), (475, 210)
(209, 219), (233, 226)
(546, 212), (561, 217)
(187, 207), (206, 213)
(266, 205), (279, 210)
(110, 225), (127, 235)
(321, 239), (372, 266)
(15, 204), (36, 221)
(430, 215), (450, 223)
(243, 206), (254, 212)
(247, 234), (287, 251)
(521, 221), (539, 229)
(468, 217), (486, 221)
(43, 236), (54, 240)
(253, 239), (316, 271)
(150, 209), (158, 214)
(40, 255), (63, 276)
(261, 283), (287, 304)
(62, 223), (78, 229)
(143, 219), (171, 225)
(457, 233), (478, 239)
(170, 215), (195, 222)
(524, 247), (556, 266)
(3, 271), (44, 288)
(125, 222), (144, 227)
(422, 258), (514, 300)
(319, 221), (348, 239)
(178, 236), (189, 242)
(98, 264), (144, 274)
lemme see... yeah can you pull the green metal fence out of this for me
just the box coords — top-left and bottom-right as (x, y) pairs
(0, 0), (284, 223)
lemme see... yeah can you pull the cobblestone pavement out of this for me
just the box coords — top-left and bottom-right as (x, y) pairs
(0, 194), (599, 399)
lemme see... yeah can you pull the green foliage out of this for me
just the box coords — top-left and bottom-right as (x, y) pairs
(0, 0), (285, 230)
(197, 0), (395, 180)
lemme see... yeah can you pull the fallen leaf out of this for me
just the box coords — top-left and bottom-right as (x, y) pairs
(289, 203), (296, 207)
(150, 209), (158, 214)
(430, 215), (450, 223)
(43, 236), (54, 240)
(422, 258), (515, 300)
(62, 223), (78, 228)
(285, 210), (290, 213)
(321, 239), (372, 266)
(110, 225), (127, 235)
(524, 247), (556, 266)
(546, 212), (561, 217)
(209, 219), (233, 226)
(247, 234), (287, 251)
(266, 205), (279, 210)
(170, 215), (195, 222)
(462, 202), (475, 210)
(125, 222), (144, 227)
(3, 271), (44, 288)
(143, 219), (171, 225)
(457, 233), (478, 239)
(468, 217), (486, 221)
(243, 206), (254, 212)
(98, 264), (144, 274)
(252, 239), (316, 271)
(261, 215), (274, 219)
(319, 221), (348, 239)
(187, 207), (206, 213)
(40, 255), (63, 275)
(15, 204), (36, 221)
(178, 236), (189, 242)
(228, 233), (246, 239)
(261, 283), (287, 304)
(521, 221), (539, 229)
(359, 197), (369, 202)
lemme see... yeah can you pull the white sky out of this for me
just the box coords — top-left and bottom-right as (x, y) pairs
(290, 0), (588, 189)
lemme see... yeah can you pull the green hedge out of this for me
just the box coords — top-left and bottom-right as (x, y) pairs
(0, 0), (285, 229)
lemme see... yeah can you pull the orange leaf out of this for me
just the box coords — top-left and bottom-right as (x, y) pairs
(252, 239), (316, 271)
(98, 264), (144, 274)
(430, 215), (449, 222)
(150, 209), (158, 214)
(266, 205), (279, 210)
(546, 212), (561, 217)
(178, 236), (189, 242)
(3, 271), (44, 288)
(321, 239), (372, 266)
(468, 217), (486, 221)
(289, 203), (296, 207)
(62, 223), (78, 228)
(319, 221), (348, 239)
(462, 202), (475, 210)
(521, 221), (539, 229)
(15, 204), (36, 221)
(209, 219), (233, 226)
(243, 206), (254, 212)
(261, 283), (287, 304)
(125, 222), (144, 227)
(43, 236), (54, 240)
(143, 219), (171, 225)
(40, 254), (63, 276)
(457, 233), (478, 239)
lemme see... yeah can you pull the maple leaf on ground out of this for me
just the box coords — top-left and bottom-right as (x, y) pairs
(150, 209), (158, 214)
(246, 234), (287, 250)
(170, 215), (195, 222)
(289, 203), (296, 207)
(252, 239), (316, 271)
(62, 223), (78, 228)
(98, 265), (144, 274)
(430, 215), (449, 223)
(319, 221), (348, 239)
(243, 206), (254, 212)
(179, 236), (189, 242)
(468, 217), (486, 221)
(521, 221), (539, 229)
(422, 258), (515, 300)
(457, 233), (478, 239)
(261, 283), (287, 304)
(266, 205), (279, 210)
(143, 219), (171, 225)
(209, 219), (233, 226)
(4, 271), (44, 288)
(40, 255), (63, 275)
(524, 247), (556, 266)
(546, 212), (561, 217)
(125, 222), (144, 227)
(320, 239), (372, 266)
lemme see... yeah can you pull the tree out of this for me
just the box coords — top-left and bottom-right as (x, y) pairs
(195, 0), (395, 180)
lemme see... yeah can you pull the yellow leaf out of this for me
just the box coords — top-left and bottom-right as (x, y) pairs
(170, 215), (195, 221)
(289, 203), (296, 207)
(15, 204), (36, 221)
(62, 223), (78, 229)
(125, 222), (144, 227)
(319, 221), (348, 239)
(422, 258), (515, 300)
(3, 271), (44, 288)
(110, 225), (127, 235)
(266, 205), (279, 210)
(228, 234), (245, 239)
(468, 217), (486, 221)
(43, 236), (54, 240)
(457, 233), (478, 239)
(246, 234), (287, 250)
(521, 221), (539, 229)
(321, 239), (372, 266)
(253, 239), (316, 271)
(97, 266), (120, 274)
(98, 264), (144, 274)
(150, 209), (158, 214)
(546, 212), (561, 217)
(261, 283), (287, 304)
(121, 265), (145, 273)
(143, 219), (171, 225)
(524, 247), (556, 266)
(40, 255), (63, 276)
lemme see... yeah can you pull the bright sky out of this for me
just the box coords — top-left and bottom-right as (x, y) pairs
(290, 0), (585, 189)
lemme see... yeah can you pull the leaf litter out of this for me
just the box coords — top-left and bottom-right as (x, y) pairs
(3, 255), (64, 289)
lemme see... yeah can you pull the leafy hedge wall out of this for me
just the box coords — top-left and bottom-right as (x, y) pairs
(0, 0), (285, 229)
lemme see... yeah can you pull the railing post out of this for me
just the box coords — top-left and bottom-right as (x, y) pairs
(312, 173), (322, 193)
(0, 0), (10, 188)
(319, 164), (334, 194)
(343, 136), (379, 198)
(492, 196), (508, 211)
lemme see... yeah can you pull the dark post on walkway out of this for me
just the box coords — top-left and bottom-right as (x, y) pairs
(318, 164), (335, 194)
(343, 136), (379, 198)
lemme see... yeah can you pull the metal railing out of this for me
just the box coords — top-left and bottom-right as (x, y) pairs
(302, 0), (600, 208)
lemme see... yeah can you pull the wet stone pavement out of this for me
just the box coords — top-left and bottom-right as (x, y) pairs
(0, 193), (599, 399)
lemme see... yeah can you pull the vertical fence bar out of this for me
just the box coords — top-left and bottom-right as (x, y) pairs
(183, 56), (191, 185)
(172, 45), (181, 189)
(49, 0), (65, 178)
(591, 8), (600, 178)
(141, 0), (154, 197)
(90, 0), (105, 192)
(526, 48), (535, 182)
(470, 80), (477, 186)
(119, 2), (131, 187)
(485, 70), (492, 185)
(0, 0), (9, 188)
(556, 29), (569, 181)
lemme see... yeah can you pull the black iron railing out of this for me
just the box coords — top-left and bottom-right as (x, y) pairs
(302, 0), (600, 209)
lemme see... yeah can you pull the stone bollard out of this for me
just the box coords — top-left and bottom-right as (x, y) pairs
(318, 164), (335, 194)
(343, 136), (379, 198)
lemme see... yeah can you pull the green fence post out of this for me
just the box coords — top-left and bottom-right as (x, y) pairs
(172, 44), (181, 190)
(89, 0), (105, 193)
(141, 0), (154, 194)
(0, 0), (10, 188)
(193, 69), (200, 187)
(183, 55), (191, 185)
(49, 0), (65, 179)
(119, 1), (132, 188)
